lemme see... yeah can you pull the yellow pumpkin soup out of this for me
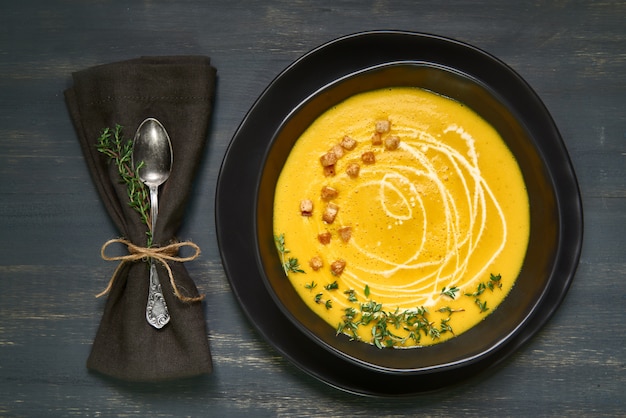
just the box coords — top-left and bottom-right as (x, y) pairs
(273, 87), (529, 348)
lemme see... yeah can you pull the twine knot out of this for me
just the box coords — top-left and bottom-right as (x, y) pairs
(98, 238), (204, 303)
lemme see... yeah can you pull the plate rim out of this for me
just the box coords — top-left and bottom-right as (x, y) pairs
(215, 30), (583, 396)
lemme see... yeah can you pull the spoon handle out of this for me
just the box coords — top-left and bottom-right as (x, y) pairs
(146, 185), (170, 329)
(149, 184), (159, 234)
(146, 260), (170, 328)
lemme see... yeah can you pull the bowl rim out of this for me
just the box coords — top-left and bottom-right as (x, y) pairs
(253, 60), (560, 374)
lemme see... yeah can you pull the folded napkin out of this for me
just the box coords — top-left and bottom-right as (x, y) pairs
(64, 56), (216, 381)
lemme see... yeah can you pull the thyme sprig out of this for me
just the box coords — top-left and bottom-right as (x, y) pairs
(314, 292), (332, 309)
(437, 306), (465, 315)
(324, 281), (339, 291)
(96, 125), (152, 246)
(336, 286), (461, 349)
(440, 285), (460, 299)
(465, 273), (503, 312)
(274, 234), (305, 275)
(344, 289), (358, 303)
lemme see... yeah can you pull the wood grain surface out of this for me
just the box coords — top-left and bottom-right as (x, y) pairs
(1, 1), (625, 416)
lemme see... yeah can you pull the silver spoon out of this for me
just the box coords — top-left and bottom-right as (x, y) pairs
(132, 117), (173, 329)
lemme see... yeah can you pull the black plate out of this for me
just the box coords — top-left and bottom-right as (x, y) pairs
(215, 31), (583, 396)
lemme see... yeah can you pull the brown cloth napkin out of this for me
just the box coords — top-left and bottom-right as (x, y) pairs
(64, 56), (216, 381)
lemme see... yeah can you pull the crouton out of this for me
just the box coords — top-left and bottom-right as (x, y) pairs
(330, 259), (346, 276)
(322, 203), (339, 224)
(338, 226), (352, 242)
(375, 119), (391, 133)
(330, 144), (344, 159)
(340, 135), (357, 150)
(320, 152), (337, 167)
(361, 151), (376, 165)
(309, 256), (323, 271)
(317, 231), (331, 245)
(323, 165), (336, 177)
(300, 199), (313, 216)
(346, 162), (360, 178)
(371, 132), (382, 146)
(384, 135), (400, 150)
(321, 185), (338, 200)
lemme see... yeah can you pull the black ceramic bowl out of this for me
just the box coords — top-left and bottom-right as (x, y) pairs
(256, 62), (562, 372)
(217, 31), (582, 394)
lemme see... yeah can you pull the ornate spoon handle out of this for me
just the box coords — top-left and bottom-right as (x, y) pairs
(146, 261), (170, 328)
(146, 184), (170, 329)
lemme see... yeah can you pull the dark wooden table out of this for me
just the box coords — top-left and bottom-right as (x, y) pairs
(1, 1), (624, 416)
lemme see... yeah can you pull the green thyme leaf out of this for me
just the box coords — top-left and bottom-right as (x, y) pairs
(487, 273), (503, 291)
(465, 282), (486, 297)
(344, 289), (358, 303)
(285, 257), (305, 274)
(441, 286), (460, 299)
(274, 234), (305, 275)
(437, 306), (465, 316)
(440, 317), (454, 335)
(475, 299), (489, 313)
(324, 281), (339, 291)
(273, 234), (287, 254)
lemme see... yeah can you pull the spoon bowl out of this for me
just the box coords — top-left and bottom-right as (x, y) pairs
(133, 118), (173, 189)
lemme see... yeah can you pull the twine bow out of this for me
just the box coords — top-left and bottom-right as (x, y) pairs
(98, 238), (204, 303)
